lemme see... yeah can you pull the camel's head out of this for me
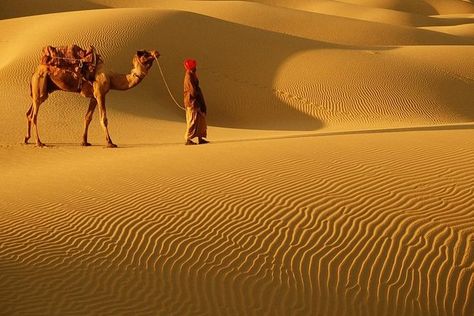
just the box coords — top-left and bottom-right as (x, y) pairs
(135, 50), (160, 71)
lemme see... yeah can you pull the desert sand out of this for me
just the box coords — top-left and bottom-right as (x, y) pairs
(0, 0), (473, 315)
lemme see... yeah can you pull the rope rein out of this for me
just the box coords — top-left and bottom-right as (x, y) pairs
(155, 57), (186, 111)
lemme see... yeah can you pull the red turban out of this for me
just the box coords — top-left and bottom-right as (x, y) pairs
(184, 59), (197, 71)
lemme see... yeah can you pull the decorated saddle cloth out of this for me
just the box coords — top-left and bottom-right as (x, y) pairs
(40, 45), (101, 91)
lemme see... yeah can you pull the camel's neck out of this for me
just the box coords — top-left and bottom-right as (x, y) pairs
(109, 63), (149, 91)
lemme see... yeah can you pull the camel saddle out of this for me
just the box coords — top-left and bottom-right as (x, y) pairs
(40, 45), (101, 92)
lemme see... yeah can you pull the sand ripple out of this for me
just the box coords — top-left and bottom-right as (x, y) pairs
(0, 0), (473, 314)
(0, 132), (473, 315)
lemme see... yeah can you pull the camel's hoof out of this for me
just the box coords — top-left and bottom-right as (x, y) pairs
(106, 143), (118, 148)
(24, 137), (30, 144)
(81, 142), (92, 147)
(36, 142), (46, 148)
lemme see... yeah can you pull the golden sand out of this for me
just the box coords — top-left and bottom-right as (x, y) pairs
(0, 1), (473, 315)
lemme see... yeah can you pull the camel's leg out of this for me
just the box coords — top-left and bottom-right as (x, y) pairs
(96, 95), (117, 148)
(31, 100), (45, 147)
(82, 98), (97, 146)
(24, 104), (33, 144)
(29, 69), (48, 147)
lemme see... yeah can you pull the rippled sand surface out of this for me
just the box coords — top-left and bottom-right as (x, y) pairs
(1, 0), (473, 315)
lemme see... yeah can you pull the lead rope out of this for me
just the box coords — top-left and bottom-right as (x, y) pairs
(155, 57), (186, 111)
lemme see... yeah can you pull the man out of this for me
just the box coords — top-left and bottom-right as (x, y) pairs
(183, 59), (209, 145)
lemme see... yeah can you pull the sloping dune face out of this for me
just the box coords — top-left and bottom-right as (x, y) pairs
(311, 0), (474, 15)
(0, 0), (473, 315)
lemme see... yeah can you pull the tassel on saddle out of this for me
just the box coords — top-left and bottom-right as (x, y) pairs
(40, 44), (102, 92)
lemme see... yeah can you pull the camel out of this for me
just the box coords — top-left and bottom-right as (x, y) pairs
(25, 48), (160, 147)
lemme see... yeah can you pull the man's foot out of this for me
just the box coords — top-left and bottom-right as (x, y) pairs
(185, 140), (197, 146)
(198, 138), (209, 144)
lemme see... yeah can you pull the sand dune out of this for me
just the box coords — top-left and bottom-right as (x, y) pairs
(259, 0), (474, 28)
(421, 21), (474, 36)
(0, 0), (107, 19)
(1, 5), (473, 142)
(1, 131), (473, 315)
(1, 0), (473, 315)
(86, 0), (474, 44)
(321, 0), (474, 15)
